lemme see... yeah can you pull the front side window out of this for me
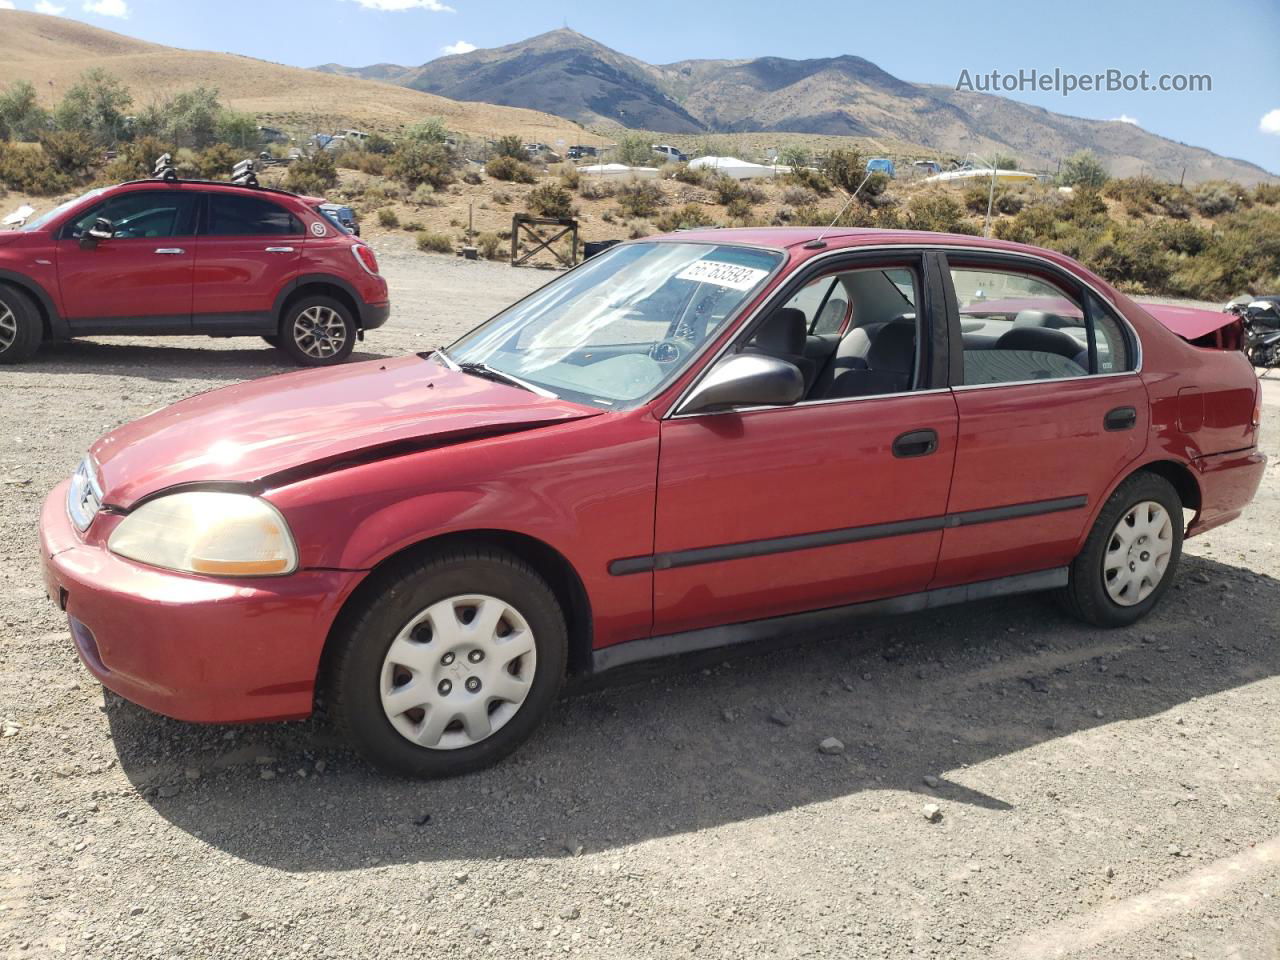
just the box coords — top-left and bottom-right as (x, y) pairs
(952, 266), (1130, 385)
(66, 191), (197, 239)
(447, 242), (782, 408)
(205, 194), (302, 237)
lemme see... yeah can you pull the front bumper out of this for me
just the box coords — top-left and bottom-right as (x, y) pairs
(40, 480), (363, 724)
(361, 301), (391, 331)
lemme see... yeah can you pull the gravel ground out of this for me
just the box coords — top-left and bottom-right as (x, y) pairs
(2, 244), (1278, 960)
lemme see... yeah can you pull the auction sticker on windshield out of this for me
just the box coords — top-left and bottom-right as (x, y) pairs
(676, 260), (770, 291)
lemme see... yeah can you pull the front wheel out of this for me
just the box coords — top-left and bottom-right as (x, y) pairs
(329, 548), (568, 778)
(1060, 472), (1183, 627)
(278, 295), (357, 367)
(0, 283), (43, 365)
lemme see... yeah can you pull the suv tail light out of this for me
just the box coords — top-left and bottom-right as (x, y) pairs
(352, 244), (380, 276)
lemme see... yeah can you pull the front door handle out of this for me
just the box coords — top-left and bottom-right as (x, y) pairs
(265, 246), (296, 253)
(1104, 406), (1137, 431)
(892, 428), (939, 458)
(154, 248), (185, 255)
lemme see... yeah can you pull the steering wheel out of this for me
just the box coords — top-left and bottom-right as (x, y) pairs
(649, 338), (693, 364)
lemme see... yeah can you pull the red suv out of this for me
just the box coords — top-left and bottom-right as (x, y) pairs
(39, 228), (1264, 778)
(0, 176), (389, 366)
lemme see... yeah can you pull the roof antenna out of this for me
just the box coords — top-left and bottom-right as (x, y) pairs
(805, 168), (874, 249)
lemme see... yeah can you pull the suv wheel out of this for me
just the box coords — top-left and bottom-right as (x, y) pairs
(278, 295), (356, 367)
(0, 284), (43, 365)
(329, 548), (568, 778)
(1060, 472), (1183, 627)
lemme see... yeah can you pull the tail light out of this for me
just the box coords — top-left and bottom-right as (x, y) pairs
(352, 244), (380, 276)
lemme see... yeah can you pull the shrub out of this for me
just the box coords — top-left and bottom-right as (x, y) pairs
(409, 183), (441, 206)
(627, 219), (654, 238)
(725, 196), (754, 219)
(557, 163), (581, 190)
(526, 182), (575, 218)
(402, 220), (425, 232)
(578, 177), (615, 200)
(477, 232), (503, 260)
(0, 80), (49, 142)
(53, 68), (132, 146)
(1059, 150), (1109, 189)
(903, 190), (970, 233)
(493, 135), (525, 160)
(654, 203), (712, 232)
(788, 203), (834, 227)
(190, 142), (240, 180)
(377, 208), (400, 228)
(338, 150), (387, 176)
(615, 180), (664, 218)
(485, 155), (535, 183)
(778, 145), (810, 169)
(403, 117), (450, 144)
(673, 163), (709, 186)
(780, 186), (815, 206)
(461, 169), (483, 185)
(1192, 181), (1241, 217)
(616, 133), (656, 167)
(0, 142), (70, 194)
(286, 151), (338, 194)
(785, 165), (832, 196)
(491, 189), (512, 204)
(1254, 182), (1280, 206)
(38, 130), (98, 176)
(390, 139), (454, 189)
(822, 149), (867, 193)
(364, 132), (395, 155)
(416, 231), (454, 254)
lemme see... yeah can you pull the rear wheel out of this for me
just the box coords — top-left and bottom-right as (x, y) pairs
(278, 295), (356, 367)
(329, 548), (568, 778)
(1061, 472), (1183, 626)
(0, 284), (43, 365)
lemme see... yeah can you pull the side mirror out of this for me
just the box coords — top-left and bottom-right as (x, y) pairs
(80, 217), (114, 248)
(678, 353), (804, 416)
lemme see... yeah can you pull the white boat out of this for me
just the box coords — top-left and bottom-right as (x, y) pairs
(578, 163), (659, 180)
(688, 156), (786, 180)
(923, 168), (1039, 185)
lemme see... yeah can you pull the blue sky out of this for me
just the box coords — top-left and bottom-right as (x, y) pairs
(7, 0), (1279, 173)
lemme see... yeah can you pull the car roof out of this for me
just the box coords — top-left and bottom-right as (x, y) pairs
(111, 178), (312, 206)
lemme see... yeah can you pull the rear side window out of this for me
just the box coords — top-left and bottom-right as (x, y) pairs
(951, 266), (1131, 385)
(205, 194), (302, 237)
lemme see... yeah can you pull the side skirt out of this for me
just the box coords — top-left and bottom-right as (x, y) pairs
(590, 567), (1068, 673)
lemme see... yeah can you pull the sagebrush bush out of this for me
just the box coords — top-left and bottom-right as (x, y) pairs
(615, 180), (664, 218)
(0, 142), (69, 194)
(725, 196), (754, 219)
(402, 220), (425, 232)
(377, 208), (400, 228)
(416, 231), (454, 254)
(461, 169), (483, 185)
(191, 143), (239, 180)
(491, 189), (512, 204)
(578, 178), (615, 200)
(673, 164), (709, 186)
(477, 232), (504, 260)
(903, 190), (971, 233)
(655, 203), (716, 232)
(286, 151), (338, 194)
(526, 182), (575, 218)
(780, 186), (815, 206)
(38, 130), (97, 176)
(557, 164), (581, 190)
(1254, 182), (1280, 206)
(784, 166), (832, 196)
(822, 149), (866, 193)
(485, 155), (535, 183)
(390, 140), (454, 189)
(1192, 181), (1241, 216)
(493, 135), (525, 160)
(410, 183), (441, 206)
(338, 150), (387, 176)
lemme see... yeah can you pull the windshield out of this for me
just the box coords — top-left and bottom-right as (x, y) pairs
(446, 242), (782, 409)
(19, 188), (107, 232)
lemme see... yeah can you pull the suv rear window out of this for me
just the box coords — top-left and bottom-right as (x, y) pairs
(205, 194), (302, 237)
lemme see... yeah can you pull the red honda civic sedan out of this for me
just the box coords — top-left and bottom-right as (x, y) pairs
(40, 228), (1264, 777)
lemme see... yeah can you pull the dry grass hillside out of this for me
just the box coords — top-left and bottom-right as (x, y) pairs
(0, 10), (605, 145)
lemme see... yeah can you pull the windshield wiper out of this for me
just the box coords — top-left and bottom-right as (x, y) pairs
(457, 360), (559, 399)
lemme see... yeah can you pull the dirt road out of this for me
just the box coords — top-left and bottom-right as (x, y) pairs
(2, 246), (1278, 959)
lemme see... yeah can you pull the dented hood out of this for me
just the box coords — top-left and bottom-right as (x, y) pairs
(91, 354), (600, 508)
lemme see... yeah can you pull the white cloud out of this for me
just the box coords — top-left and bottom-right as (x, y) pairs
(0, 1), (16, 9)
(441, 40), (476, 55)
(342, 0), (455, 11)
(83, 0), (128, 16)
(1109, 114), (1139, 126)
(1261, 109), (1280, 136)
(35, 0), (67, 12)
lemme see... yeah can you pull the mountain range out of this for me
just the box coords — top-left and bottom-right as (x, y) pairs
(319, 29), (1274, 185)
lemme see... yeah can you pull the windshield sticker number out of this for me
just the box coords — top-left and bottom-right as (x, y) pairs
(676, 260), (769, 291)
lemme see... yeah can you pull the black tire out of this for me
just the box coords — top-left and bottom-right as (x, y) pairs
(329, 548), (568, 778)
(0, 283), (43, 365)
(1060, 472), (1183, 627)
(277, 295), (357, 367)
(261, 335), (281, 348)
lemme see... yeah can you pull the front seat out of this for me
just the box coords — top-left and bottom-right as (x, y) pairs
(744, 308), (817, 390)
(821, 322), (916, 398)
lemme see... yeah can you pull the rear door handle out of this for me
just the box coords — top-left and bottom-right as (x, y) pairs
(1104, 406), (1137, 431)
(265, 246), (296, 253)
(154, 248), (185, 255)
(892, 428), (939, 458)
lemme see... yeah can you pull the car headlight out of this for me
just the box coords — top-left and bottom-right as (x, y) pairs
(107, 491), (298, 577)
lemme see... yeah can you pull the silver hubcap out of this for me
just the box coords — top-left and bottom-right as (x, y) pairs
(1103, 500), (1173, 606)
(293, 306), (347, 359)
(380, 595), (537, 750)
(0, 301), (16, 353)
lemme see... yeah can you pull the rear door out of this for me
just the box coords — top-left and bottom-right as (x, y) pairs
(933, 254), (1147, 587)
(192, 192), (304, 334)
(55, 188), (198, 333)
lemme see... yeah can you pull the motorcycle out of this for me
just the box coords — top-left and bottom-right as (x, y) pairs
(1229, 299), (1280, 375)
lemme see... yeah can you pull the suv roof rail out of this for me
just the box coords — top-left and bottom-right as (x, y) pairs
(128, 158), (312, 203)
